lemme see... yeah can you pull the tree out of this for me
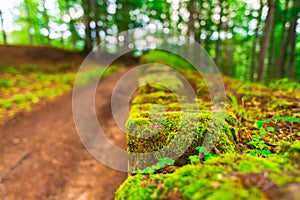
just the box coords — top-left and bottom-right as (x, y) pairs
(275, 0), (290, 78)
(82, 0), (93, 52)
(257, 0), (275, 82)
(0, 9), (7, 44)
(214, 0), (224, 67)
(250, 0), (263, 81)
(286, 0), (300, 79)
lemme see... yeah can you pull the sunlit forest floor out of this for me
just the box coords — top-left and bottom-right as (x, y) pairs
(116, 53), (300, 199)
(0, 46), (127, 199)
(0, 46), (299, 199)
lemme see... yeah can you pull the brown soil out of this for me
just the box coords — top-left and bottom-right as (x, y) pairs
(0, 45), (85, 66)
(0, 67), (131, 199)
(0, 45), (139, 67)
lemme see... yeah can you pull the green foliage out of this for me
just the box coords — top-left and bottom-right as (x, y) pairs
(0, 65), (118, 124)
(228, 94), (247, 120)
(119, 66), (300, 199)
(116, 154), (299, 200)
(188, 155), (200, 164)
(269, 78), (300, 92)
(136, 157), (175, 175)
(247, 130), (271, 157)
(140, 50), (195, 72)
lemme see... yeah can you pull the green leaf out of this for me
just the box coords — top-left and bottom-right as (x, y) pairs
(281, 117), (300, 123)
(272, 116), (282, 120)
(195, 146), (207, 153)
(256, 120), (271, 128)
(189, 155), (200, 164)
(262, 149), (271, 156)
(158, 157), (175, 165)
(266, 127), (275, 132)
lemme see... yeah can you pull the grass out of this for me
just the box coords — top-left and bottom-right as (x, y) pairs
(0, 64), (119, 124)
(116, 53), (300, 199)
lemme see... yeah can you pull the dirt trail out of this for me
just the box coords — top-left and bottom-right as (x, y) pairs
(0, 68), (130, 200)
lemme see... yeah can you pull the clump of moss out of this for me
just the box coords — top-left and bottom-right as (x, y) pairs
(116, 154), (300, 200)
(127, 110), (237, 170)
(132, 91), (184, 105)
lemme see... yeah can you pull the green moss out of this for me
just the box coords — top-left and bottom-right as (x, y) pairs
(127, 111), (237, 170)
(132, 91), (184, 105)
(119, 70), (300, 199)
(116, 154), (300, 200)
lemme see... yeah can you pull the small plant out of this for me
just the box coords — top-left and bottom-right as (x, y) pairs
(138, 157), (175, 175)
(189, 146), (218, 164)
(189, 155), (200, 164)
(247, 116), (300, 157)
(0, 79), (13, 87)
(247, 130), (271, 157)
(228, 94), (247, 120)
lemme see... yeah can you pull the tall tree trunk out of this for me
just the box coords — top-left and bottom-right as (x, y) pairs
(266, 1), (278, 83)
(24, 0), (33, 45)
(186, 0), (195, 60)
(42, 0), (51, 45)
(214, 0), (224, 67)
(65, 0), (77, 48)
(91, 0), (101, 46)
(286, 0), (299, 79)
(193, 0), (201, 65)
(275, 0), (289, 78)
(83, 0), (93, 52)
(0, 10), (7, 44)
(257, 0), (275, 82)
(250, 0), (263, 81)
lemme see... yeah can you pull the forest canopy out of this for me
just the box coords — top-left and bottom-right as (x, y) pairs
(0, 0), (299, 83)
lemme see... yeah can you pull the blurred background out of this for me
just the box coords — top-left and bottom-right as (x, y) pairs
(0, 0), (299, 83)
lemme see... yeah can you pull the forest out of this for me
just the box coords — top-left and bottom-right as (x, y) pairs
(0, 0), (300, 200)
(0, 0), (299, 82)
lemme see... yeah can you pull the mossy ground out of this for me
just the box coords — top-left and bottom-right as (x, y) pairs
(117, 69), (300, 199)
(116, 151), (300, 200)
(0, 64), (118, 124)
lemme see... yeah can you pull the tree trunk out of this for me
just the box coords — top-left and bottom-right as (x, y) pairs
(65, 0), (77, 48)
(186, 0), (195, 60)
(42, 0), (51, 45)
(257, 0), (275, 82)
(83, 0), (93, 52)
(286, 0), (299, 79)
(275, 0), (289, 78)
(0, 10), (7, 44)
(266, 1), (278, 83)
(250, 0), (263, 81)
(214, 0), (224, 67)
(24, 0), (33, 45)
(91, 0), (101, 46)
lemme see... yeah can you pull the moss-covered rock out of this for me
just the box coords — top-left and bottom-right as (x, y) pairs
(119, 68), (300, 199)
(115, 154), (300, 200)
(127, 110), (238, 170)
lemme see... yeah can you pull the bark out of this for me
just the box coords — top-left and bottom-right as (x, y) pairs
(66, 0), (77, 48)
(250, 0), (263, 81)
(83, 0), (93, 52)
(266, 1), (278, 83)
(0, 10), (7, 44)
(91, 0), (101, 46)
(42, 0), (51, 45)
(214, 0), (224, 67)
(286, 0), (299, 79)
(24, 0), (33, 45)
(257, 0), (275, 82)
(187, 0), (195, 60)
(275, 0), (290, 78)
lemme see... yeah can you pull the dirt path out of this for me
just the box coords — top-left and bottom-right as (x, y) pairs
(0, 68), (130, 200)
